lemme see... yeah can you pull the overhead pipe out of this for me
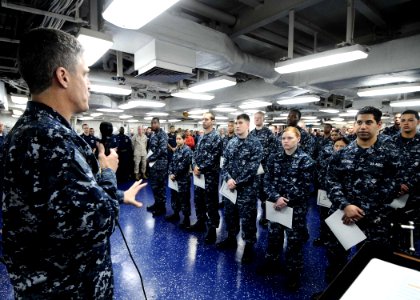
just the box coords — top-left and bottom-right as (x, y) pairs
(178, 0), (237, 26)
(288, 9), (295, 58)
(346, 0), (355, 44)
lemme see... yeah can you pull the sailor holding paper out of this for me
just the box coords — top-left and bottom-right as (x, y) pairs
(259, 126), (314, 290)
(324, 106), (402, 282)
(217, 113), (262, 264)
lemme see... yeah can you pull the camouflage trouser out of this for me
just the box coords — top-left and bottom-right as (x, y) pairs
(170, 178), (191, 217)
(256, 174), (268, 219)
(223, 187), (258, 244)
(149, 160), (168, 207)
(194, 172), (220, 229)
(267, 205), (308, 275)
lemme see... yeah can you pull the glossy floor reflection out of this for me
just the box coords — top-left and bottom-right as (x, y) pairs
(0, 180), (329, 299)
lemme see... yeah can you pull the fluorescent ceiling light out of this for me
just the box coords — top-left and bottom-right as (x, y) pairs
(77, 28), (113, 66)
(319, 109), (340, 114)
(168, 119), (181, 123)
(244, 109), (266, 114)
(172, 91), (214, 101)
(126, 119), (140, 123)
(229, 111), (244, 116)
(390, 99), (420, 107)
(273, 116), (287, 120)
(331, 117), (345, 121)
(78, 116), (95, 121)
(12, 109), (23, 116)
(301, 116), (318, 119)
(102, 0), (180, 30)
(357, 83), (420, 97)
(188, 109), (208, 114)
(277, 95), (320, 105)
(275, 44), (368, 74)
(119, 114), (133, 119)
(119, 99), (165, 109)
(97, 108), (124, 113)
(11, 95), (28, 104)
(90, 83), (132, 96)
(11, 114), (20, 118)
(239, 100), (271, 109)
(159, 120), (168, 123)
(364, 76), (413, 86)
(215, 116), (228, 120)
(212, 107), (237, 112)
(90, 112), (103, 117)
(144, 117), (153, 120)
(272, 123), (286, 126)
(189, 115), (203, 119)
(339, 112), (358, 117)
(189, 76), (237, 93)
(146, 112), (169, 116)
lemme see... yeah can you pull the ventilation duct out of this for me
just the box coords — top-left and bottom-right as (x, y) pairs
(134, 39), (195, 83)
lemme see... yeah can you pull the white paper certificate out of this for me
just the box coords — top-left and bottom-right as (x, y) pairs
(317, 189), (332, 208)
(219, 181), (237, 204)
(147, 149), (153, 159)
(389, 194), (409, 209)
(256, 163), (264, 175)
(266, 201), (293, 229)
(220, 157), (225, 169)
(193, 174), (205, 189)
(168, 176), (179, 192)
(149, 161), (156, 168)
(325, 209), (367, 251)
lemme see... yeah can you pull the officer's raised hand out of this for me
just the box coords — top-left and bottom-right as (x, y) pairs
(98, 143), (119, 172)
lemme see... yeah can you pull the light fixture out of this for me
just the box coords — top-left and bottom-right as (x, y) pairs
(215, 116), (228, 120)
(339, 111), (358, 117)
(97, 108), (124, 113)
(212, 107), (237, 112)
(239, 100), (271, 109)
(90, 112), (103, 117)
(272, 123), (286, 126)
(168, 119), (181, 123)
(102, 0), (180, 30)
(118, 99), (165, 109)
(273, 116), (287, 120)
(119, 114), (133, 119)
(301, 116), (318, 119)
(319, 108), (340, 114)
(189, 115), (203, 119)
(229, 111), (244, 116)
(243, 109), (267, 114)
(331, 117), (345, 121)
(189, 76), (237, 93)
(146, 112), (169, 116)
(78, 116), (95, 121)
(277, 95), (320, 105)
(11, 95), (28, 104)
(172, 91), (214, 101)
(357, 83), (420, 97)
(189, 109), (209, 114)
(90, 83), (132, 96)
(126, 119), (140, 123)
(390, 99), (420, 107)
(12, 109), (23, 116)
(144, 117), (153, 120)
(11, 114), (20, 118)
(275, 44), (368, 74)
(364, 76), (413, 86)
(77, 28), (113, 66)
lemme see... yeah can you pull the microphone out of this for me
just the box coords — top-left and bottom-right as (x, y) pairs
(99, 121), (114, 156)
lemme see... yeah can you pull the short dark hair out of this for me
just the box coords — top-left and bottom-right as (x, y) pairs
(236, 113), (250, 122)
(227, 120), (234, 125)
(355, 106), (382, 123)
(401, 109), (419, 120)
(204, 112), (215, 121)
(151, 117), (160, 123)
(324, 123), (332, 128)
(18, 28), (83, 95)
(82, 123), (88, 128)
(289, 108), (301, 120)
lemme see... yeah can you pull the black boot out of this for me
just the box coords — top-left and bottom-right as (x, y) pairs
(152, 205), (166, 217)
(165, 212), (180, 222)
(241, 243), (254, 264)
(146, 203), (156, 212)
(179, 216), (190, 229)
(188, 220), (206, 232)
(204, 227), (217, 244)
(256, 256), (282, 275)
(216, 236), (237, 250)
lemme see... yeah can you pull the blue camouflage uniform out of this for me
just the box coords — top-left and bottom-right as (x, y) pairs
(325, 135), (402, 278)
(263, 147), (314, 276)
(392, 132), (420, 224)
(249, 126), (274, 221)
(169, 144), (192, 217)
(222, 134), (235, 149)
(80, 133), (98, 152)
(192, 129), (222, 229)
(148, 128), (168, 210)
(221, 135), (263, 244)
(167, 132), (177, 162)
(0, 131), (5, 227)
(382, 125), (400, 136)
(316, 140), (334, 190)
(2, 101), (124, 299)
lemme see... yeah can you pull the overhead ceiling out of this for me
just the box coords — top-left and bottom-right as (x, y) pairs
(1, 0), (420, 126)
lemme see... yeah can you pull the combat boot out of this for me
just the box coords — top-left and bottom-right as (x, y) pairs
(188, 220), (206, 232)
(241, 243), (254, 264)
(216, 236), (237, 250)
(165, 212), (180, 222)
(179, 216), (190, 229)
(204, 227), (217, 244)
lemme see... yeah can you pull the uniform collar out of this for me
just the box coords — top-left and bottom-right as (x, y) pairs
(26, 101), (72, 130)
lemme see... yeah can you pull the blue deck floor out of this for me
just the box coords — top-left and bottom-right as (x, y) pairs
(0, 180), (331, 299)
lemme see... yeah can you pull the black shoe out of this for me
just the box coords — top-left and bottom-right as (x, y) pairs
(313, 237), (326, 247)
(179, 217), (190, 229)
(259, 218), (269, 228)
(204, 227), (217, 244)
(165, 213), (180, 222)
(146, 204), (156, 212)
(256, 257), (282, 275)
(188, 221), (206, 232)
(152, 207), (166, 217)
(216, 237), (237, 250)
(241, 243), (254, 264)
